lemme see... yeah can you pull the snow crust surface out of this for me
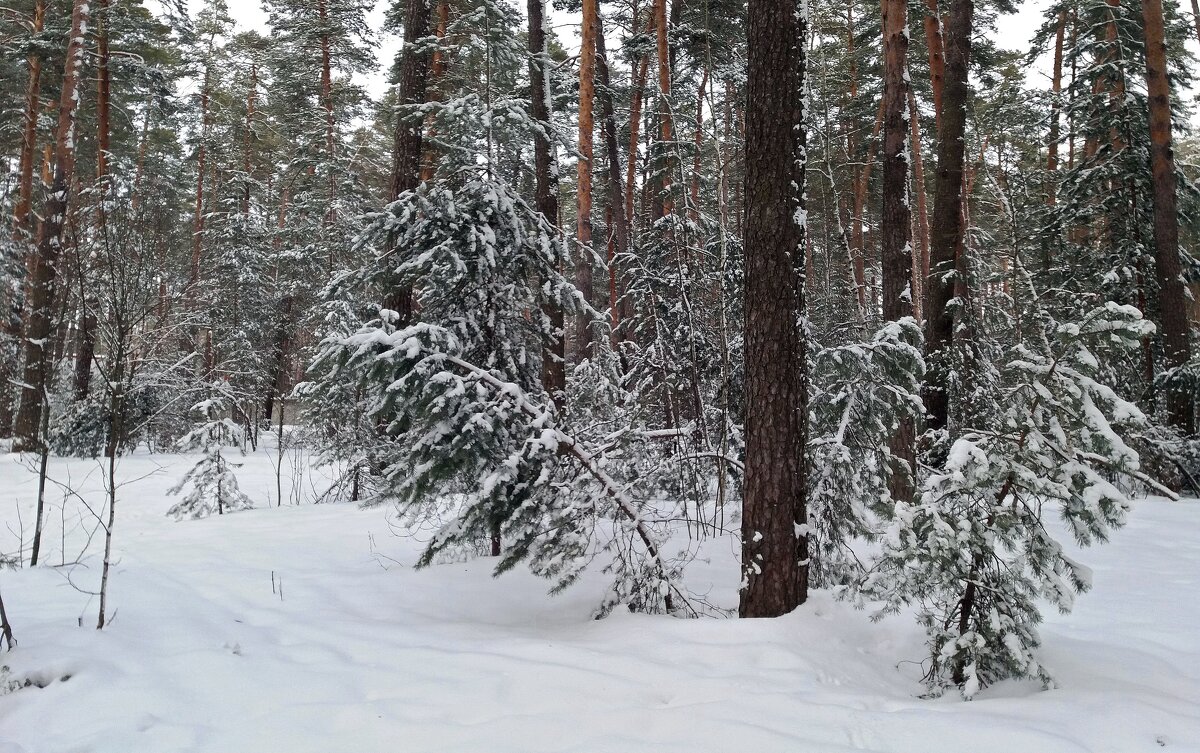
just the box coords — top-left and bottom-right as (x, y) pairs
(0, 442), (1198, 752)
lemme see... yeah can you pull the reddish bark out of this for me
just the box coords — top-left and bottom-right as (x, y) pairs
(13, 0), (91, 451)
(576, 0), (598, 356)
(922, 0), (946, 128)
(653, 0), (674, 216)
(1143, 0), (1194, 433)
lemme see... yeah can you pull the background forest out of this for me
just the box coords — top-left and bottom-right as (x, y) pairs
(1, 0), (1200, 704)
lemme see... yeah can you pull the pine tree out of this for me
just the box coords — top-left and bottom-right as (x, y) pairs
(739, 0), (809, 617)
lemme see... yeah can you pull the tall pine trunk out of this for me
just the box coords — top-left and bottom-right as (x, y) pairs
(4, 0), (46, 438)
(188, 36), (215, 365)
(11, 0), (45, 243)
(383, 0), (434, 321)
(909, 89), (931, 314)
(13, 0), (90, 452)
(318, 0), (337, 239)
(528, 0), (565, 406)
(922, 0), (972, 433)
(922, 0), (946, 128)
(740, 0), (809, 618)
(881, 0), (915, 500)
(595, 6), (633, 343)
(74, 0), (112, 401)
(653, 0), (674, 217)
(1143, 0), (1194, 434)
(575, 0), (597, 357)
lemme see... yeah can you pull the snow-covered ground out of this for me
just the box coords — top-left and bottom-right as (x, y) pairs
(0, 439), (1198, 752)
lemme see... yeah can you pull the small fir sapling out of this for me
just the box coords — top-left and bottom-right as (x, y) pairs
(167, 389), (255, 520)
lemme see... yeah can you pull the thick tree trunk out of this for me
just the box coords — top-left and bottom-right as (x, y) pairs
(384, 0), (435, 321)
(13, 0), (90, 452)
(528, 0), (565, 405)
(740, 0), (808, 618)
(575, 0), (597, 357)
(1143, 0), (1194, 434)
(881, 0), (915, 501)
(922, 0), (972, 433)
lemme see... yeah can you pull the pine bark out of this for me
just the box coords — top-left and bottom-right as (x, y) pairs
(318, 0), (337, 236)
(75, 0), (112, 400)
(689, 65), (710, 219)
(850, 100), (885, 313)
(12, 0), (46, 243)
(419, 1), (449, 182)
(189, 36), (215, 362)
(922, 0), (972, 433)
(653, 0), (674, 217)
(881, 0), (914, 500)
(595, 7), (633, 342)
(740, 0), (808, 618)
(384, 0), (435, 321)
(13, 0), (90, 452)
(922, 0), (946, 128)
(243, 60), (258, 214)
(1143, 0), (1194, 434)
(575, 0), (597, 356)
(909, 89), (931, 313)
(5, 0), (46, 438)
(528, 0), (565, 404)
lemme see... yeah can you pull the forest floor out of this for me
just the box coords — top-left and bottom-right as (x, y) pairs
(0, 436), (1198, 753)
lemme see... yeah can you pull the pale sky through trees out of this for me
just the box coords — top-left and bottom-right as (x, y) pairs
(193, 0), (1200, 127)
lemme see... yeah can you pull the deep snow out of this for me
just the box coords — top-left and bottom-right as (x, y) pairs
(0, 439), (1198, 753)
